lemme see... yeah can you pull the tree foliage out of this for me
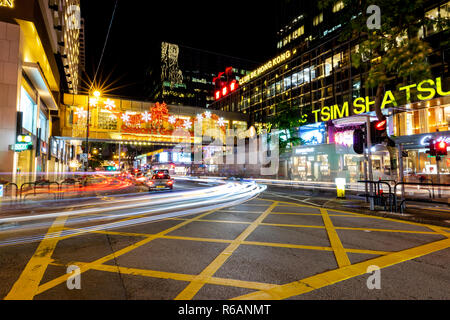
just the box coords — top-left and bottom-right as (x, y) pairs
(268, 102), (305, 154)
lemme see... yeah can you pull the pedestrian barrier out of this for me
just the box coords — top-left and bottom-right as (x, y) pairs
(393, 182), (450, 213)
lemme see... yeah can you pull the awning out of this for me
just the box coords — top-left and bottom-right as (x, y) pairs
(22, 62), (58, 110)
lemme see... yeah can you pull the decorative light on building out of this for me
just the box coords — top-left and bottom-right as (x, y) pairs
(196, 114), (203, 122)
(104, 99), (116, 111)
(89, 98), (98, 107)
(75, 107), (86, 118)
(218, 117), (226, 127)
(204, 111), (212, 119)
(168, 116), (177, 124)
(183, 119), (192, 130)
(141, 111), (152, 123)
(121, 113), (130, 123)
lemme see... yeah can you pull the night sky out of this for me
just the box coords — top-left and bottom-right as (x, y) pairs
(80, 0), (280, 99)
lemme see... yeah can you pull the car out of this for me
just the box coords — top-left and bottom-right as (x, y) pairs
(147, 171), (174, 191)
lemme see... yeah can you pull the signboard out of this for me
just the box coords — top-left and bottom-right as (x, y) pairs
(80, 153), (88, 162)
(9, 144), (32, 152)
(0, 185), (3, 198)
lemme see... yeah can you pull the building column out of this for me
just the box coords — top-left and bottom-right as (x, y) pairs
(0, 22), (22, 183)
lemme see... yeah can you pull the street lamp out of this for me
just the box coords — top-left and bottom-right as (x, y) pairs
(85, 89), (101, 171)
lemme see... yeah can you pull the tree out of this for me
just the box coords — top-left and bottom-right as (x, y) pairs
(267, 102), (305, 154)
(319, 0), (449, 121)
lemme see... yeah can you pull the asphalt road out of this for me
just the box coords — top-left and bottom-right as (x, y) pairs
(0, 184), (449, 300)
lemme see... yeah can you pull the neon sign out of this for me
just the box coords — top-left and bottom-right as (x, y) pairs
(0, 0), (14, 8)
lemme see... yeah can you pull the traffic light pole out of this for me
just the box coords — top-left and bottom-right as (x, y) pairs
(366, 116), (374, 195)
(436, 155), (441, 198)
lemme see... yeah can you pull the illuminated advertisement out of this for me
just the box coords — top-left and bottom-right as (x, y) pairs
(299, 123), (326, 145)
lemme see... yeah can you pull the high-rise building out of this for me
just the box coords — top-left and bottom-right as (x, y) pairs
(146, 42), (258, 108)
(0, 0), (82, 184)
(210, 0), (450, 183)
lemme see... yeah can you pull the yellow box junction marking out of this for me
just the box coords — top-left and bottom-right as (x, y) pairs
(5, 216), (68, 300)
(174, 202), (279, 300)
(233, 238), (450, 300)
(321, 208), (351, 268)
(32, 209), (219, 298)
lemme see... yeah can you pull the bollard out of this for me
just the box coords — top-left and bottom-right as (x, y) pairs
(335, 178), (346, 199)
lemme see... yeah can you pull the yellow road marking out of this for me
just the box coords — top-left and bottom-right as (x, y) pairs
(233, 238), (450, 300)
(321, 208), (351, 268)
(63, 227), (388, 256)
(174, 202), (279, 300)
(5, 216), (68, 300)
(35, 209), (218, 297)
(49, 261), (277, 291)
(427, 225), (450, 238)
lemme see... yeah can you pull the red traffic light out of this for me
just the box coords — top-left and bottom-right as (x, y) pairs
(435, 140), (448, 156)
(375, 120), (387, 131)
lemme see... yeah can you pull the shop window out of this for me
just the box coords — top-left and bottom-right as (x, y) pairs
(20, 87), (37, 135)
(39, 111), (49, 143)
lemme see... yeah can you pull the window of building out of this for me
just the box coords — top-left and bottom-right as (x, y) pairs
(313, 13), (323, 26)
(332, 1), (345, 13)
(284, 76), (292, 91)
(98, 110), (118, 130)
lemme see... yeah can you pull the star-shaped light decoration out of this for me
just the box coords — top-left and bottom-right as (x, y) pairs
(183, 119), (192, 130)
(121, 113), (130, 123)
(204, 111), (212, 119)
(196, 114), (203, 122)
(109, 113), (117, 120)
(168, 116), (176, 124)
(104, 99), (116, 111)
(218, 117), (226, 127)
(141, 111), (152, 123)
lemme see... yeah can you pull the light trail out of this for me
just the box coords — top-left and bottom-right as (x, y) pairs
(0, 179), (266, 247)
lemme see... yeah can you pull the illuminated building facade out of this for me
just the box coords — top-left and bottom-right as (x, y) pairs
(210, 1), (450, 182)
(0, 0), (82, 185)
(146, 42), (258, 108)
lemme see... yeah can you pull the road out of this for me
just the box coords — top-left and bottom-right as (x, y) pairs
(0, 179), (449, 300)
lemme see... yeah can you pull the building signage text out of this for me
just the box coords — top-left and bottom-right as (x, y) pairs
(312, 77), (450, 123)
(0, 0), (14, 8)
(240, 50), (293, 85)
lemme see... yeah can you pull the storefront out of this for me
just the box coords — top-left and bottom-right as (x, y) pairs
(394, 131), (450, 183)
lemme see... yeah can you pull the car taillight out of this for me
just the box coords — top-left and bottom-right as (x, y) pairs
(148, 181), (154, 185)
(167, 180), (174, 185)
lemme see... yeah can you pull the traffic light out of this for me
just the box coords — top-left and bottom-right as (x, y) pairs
(370, 119), (395, 147)
(426, 139), (436, 156)
(353, 128), (365, 155)
(435, 140), (448, 156)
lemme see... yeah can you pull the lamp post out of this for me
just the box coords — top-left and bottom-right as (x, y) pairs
(84, 90), (101, 172)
